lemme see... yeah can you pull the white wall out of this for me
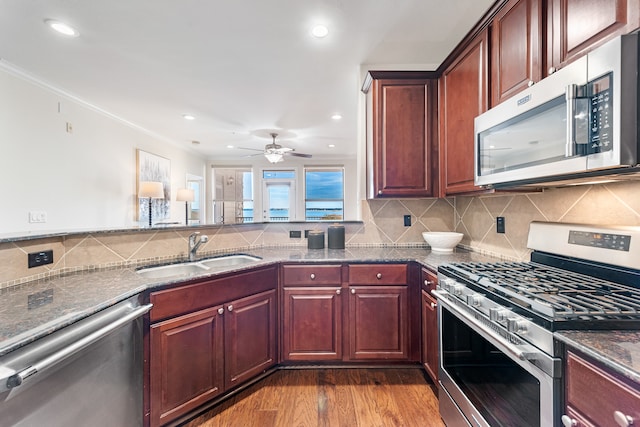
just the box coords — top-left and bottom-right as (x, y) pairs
(0, 64), (206, 235)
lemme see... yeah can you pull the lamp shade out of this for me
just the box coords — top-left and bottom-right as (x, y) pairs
(139, 181), (164, 198)
(176, 188), (195, 202)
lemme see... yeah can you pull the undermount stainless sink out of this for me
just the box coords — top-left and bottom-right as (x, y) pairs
(198, 255), (261, 269)
(136, 255), (261, 279)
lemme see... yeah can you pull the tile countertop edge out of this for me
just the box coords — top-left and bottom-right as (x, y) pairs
(555, 330), (640, 386)
(0, 247), (497, 357)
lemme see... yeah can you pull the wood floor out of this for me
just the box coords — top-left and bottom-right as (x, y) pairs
(181, 368), (445, 427)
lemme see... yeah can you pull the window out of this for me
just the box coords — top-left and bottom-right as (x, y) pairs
(305, 168), (344, 221)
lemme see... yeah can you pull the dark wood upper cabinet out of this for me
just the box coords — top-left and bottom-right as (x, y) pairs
(491, 0), (542, 106)
(364, 72), (437, 198)
(438, 28), (489, 196)
(547, 0), (640, 73)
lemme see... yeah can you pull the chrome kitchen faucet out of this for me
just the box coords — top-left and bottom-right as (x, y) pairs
(188, 232), (208, 261)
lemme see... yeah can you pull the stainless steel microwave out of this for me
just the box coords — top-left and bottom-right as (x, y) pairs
(474, 33), (640, 188)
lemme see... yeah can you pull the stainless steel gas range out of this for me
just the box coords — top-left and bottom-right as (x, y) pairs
(434, 221), (640, 427)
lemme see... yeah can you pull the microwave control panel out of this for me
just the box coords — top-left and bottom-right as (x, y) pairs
(588, 72), (613, 153)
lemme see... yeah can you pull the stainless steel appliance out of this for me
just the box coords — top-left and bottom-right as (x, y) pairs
(434, 222), (640, 427)
(0, 296), (152, 427)
(474, 33), (640, 188)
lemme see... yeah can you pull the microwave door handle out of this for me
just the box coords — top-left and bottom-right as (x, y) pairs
(565, 84), (578, 157)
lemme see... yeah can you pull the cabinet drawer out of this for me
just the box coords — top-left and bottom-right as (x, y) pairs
(565, 351), (640, 426)
(422, 268), (438, 293)
(282, 264), (342, 286)
(348, 264), (407, 285)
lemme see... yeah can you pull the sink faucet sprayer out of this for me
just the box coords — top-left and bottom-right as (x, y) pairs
(188, 232), (208, 261)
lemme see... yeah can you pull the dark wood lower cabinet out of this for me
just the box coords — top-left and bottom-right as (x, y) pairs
(150, 306), (225, 426)
(563, 349), (640, 426)
(282, 287), (342, 360)
(422, 290), (438, 383)
(348, 286), (409, 360)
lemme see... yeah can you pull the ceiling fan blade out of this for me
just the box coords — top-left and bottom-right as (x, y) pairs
(286, 152), (312, 158)
(236, 147), (265, 152)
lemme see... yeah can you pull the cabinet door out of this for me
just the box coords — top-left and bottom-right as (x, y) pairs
(547, 0), (640, 72)
(348, 286), (409, 360)
(282, 287), (343, 361)
(371, 78), (434, 197)
(224, 289), (276, 390)
(491, 0), (542, 105)
(149, 306), (224, 427)
(439, 28), (489, 196)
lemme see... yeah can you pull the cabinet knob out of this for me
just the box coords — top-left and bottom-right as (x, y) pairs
(376, 273), (382, 279)
(430, 302), (436, 309)
(351, 288), (356, 294)
(227, 305), (233, 312)
(310, 273), (316, 280)
(336, 289), (341, 295)
(378, 190), (382, 195)
(424, 280), (432, 286)
(614, 411), (634, 427)
(561, 415), (578, 427)
(527, 80), (535, 87)
(218, 307), (224, 315)
(549, 66), (557, 74)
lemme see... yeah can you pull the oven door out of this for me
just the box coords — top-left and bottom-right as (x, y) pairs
(435, 293), (561, 427)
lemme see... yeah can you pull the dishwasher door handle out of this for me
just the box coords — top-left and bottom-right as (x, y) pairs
(4, 303), (152, 390)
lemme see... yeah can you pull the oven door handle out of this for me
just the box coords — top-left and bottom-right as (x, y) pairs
(434, 291), (541, 362)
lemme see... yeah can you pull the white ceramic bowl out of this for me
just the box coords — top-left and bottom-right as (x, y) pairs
(422, 232), (463, 252)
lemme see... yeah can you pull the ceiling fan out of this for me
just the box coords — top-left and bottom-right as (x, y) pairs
(238, 133), (312, 163)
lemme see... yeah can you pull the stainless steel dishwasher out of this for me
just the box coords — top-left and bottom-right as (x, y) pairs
(0, 296), (152, 427)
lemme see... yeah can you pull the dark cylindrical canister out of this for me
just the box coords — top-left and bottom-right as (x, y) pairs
(328, 225), (345, 249)
(307, 231), (325, 249)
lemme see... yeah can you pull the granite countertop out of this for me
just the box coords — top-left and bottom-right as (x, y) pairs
(0, 246), (495, 357)
(555, 330), (640, 386)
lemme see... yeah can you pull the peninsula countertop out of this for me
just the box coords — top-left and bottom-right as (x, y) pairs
(0, 246), (495, 356)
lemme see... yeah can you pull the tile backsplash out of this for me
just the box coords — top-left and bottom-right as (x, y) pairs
(1, 180), (639, 287)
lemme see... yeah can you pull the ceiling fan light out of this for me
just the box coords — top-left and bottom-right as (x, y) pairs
(265, 152), (284, 163)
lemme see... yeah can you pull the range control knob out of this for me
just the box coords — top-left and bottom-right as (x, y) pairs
(453, 284), (464, 296)
(441, 278), (455, 292)
(466, 294), (483, 307)
(489, 308), (509, 322)
(507, 317), (528, 334)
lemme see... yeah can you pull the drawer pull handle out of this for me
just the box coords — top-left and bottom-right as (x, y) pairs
(310, 273), (316, 280)
(218, 308), (224, 315)
(376, 273), (382, 279)
(351, 288), (356, 294)
(614, 411), (634, 427)
(336, 289), (341, 295)
(227, 305), (233, 312)
(561, 415), (577, 427)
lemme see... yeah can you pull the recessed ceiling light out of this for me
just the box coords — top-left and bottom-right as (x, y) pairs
(328, 144), (336, 148)
(182, 114), (195, 120)
(311, 25), (329, 38)
(331, 113), (342, 120)
(227, 145), (234, 149)
(45, 19), (79, 37)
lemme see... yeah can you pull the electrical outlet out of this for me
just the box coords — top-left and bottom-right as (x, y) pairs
(496, 216), (506, 233)
(66, 122), (73, 133)
(289, 230), (301, 238)
(28, 249), (53, 268)
(404, 215), (411, 227)
(29, 211), (48, 223)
